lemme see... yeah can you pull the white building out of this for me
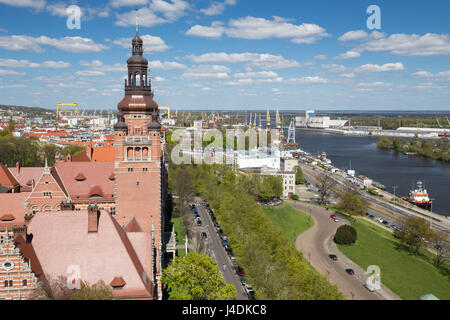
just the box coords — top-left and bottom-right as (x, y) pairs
(260, 167), (296, 199)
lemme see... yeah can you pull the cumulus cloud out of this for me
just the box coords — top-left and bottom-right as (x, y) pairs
(336, 50), (361, 59)
(0, 35), (108, 53)
(75, 70), (106, 77)
(115, 7), (167, 27)
(112, 34), (169, 52)
(0, 58), (70, 69)
(149, 60), (187, 70)
(234, 71), (278, 79)
(354, 62), (405, 73)
(109, 0), (149, 8)
(0, 69), (26, 76)
(180, 65), (231, 80)
(321, 64), (346, 73)
(185, 52), (300, 70)
(200, 0), (236, 16)
(0, 0), (46, 10)
(186, 16), (329, 44)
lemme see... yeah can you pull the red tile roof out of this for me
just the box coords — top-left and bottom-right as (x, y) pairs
(0, 193), (27, 227)
(0, 163), (19, 189)
(28, 210), (153, 299)
(110, 276), (127, 288)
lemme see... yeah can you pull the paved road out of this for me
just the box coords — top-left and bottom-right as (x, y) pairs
(195, 201), (249, 300)
(300, 163), (450, 235)
(289, 200), (400, 300)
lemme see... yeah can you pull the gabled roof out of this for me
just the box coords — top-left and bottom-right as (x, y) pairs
(28, 210), (153, 299)
(124, 217), (143, 233)
(0, 163), (19, 189)
(0, 193), (27, 227)
(14, 234), (45, 281)
(8, 167), (43, 189)
(110, 276), (127, 288)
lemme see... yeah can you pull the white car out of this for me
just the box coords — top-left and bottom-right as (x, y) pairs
(363, 284), (376, 292)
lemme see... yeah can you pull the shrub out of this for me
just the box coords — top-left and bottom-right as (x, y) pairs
(334, 225), (357, 245)
(290, 194), (299, 201)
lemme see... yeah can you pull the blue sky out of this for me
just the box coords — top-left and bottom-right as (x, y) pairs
(0, 0), (449, 111)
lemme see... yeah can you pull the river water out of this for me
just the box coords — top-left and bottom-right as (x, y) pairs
(295, 130), (450, 216)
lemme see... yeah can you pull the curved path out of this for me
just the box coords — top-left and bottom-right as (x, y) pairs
(289, 200), (400, 300)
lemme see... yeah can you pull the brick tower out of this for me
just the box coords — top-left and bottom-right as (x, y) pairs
(113, 30), (164, 298)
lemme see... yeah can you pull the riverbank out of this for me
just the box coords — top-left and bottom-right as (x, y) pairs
(295, 130), (450, 216)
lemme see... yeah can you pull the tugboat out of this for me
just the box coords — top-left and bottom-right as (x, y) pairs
(407, 181), (432, 210)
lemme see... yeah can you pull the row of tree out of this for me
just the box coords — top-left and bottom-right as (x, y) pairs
(171, 163), (343, 300)
(377, 136), (449, 162)
(0, 132), (86, 167)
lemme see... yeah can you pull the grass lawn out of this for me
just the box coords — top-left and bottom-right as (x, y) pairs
(262, 202), (314, 244)
(171, 217), (186, 245)
(337, 218), (450, 300)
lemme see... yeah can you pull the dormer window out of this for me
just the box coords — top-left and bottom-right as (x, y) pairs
(75, 173), (87, 182)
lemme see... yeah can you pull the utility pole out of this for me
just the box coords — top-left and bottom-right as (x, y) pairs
(429, 199), (435, 230)
(392, 186), (398, 212)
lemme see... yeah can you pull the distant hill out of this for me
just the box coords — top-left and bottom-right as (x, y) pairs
(0, 104), (53, 116)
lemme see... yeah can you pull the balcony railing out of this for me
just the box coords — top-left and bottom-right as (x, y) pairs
(124, 136), (151, 145)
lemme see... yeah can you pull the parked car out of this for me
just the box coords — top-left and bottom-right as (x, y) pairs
(334, 218), (339, 223)
(331, 214), (337, 220)
(243, 282), (255, 297)
(237, 266), (245, 277)
(363, 284), (375, 292)
(368, 215), (375, 219)
(201, 232), (208, 239)
(345, 269), (355, 275)
(382, 220), (389, 226)
(229, 255), (237, 266)
(197, 220), (202, 226)
(329, 254), (338, 261)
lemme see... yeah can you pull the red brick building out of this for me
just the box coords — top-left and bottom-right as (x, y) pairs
(0, 31), (168, 300)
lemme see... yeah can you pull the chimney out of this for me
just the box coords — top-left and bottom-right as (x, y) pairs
(16, 161), (20, 174)
(87, 205), (100, 233)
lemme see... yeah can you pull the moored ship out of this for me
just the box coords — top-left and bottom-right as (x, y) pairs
(407, 181), (432, 210)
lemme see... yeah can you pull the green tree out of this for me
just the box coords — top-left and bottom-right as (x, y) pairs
(377, 136), (393, 149)
(70, 281), (115, 300)
(395, 217), (434, 255)
(337, 192), (366, 216)
(162, 252), (236, 300)
(294, 166), (306, 185)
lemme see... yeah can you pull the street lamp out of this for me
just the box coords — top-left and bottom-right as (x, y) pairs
(429, 198), (435, 229)
(392, 186), (398, 207)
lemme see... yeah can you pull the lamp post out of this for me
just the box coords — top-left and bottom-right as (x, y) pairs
(392, 186), (398, 212)
(429, 198), (435, 229)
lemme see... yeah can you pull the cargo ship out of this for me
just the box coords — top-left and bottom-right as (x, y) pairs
(406, 181), (432, 210)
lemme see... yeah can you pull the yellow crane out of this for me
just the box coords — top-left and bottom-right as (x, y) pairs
(57, 103), (79, 120)
(159, 106), (171, 119)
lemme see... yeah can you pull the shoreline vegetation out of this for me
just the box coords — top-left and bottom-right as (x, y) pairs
(376, 136), (449, 163)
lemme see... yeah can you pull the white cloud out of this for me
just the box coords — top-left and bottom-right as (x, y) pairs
(321, 64), (346, 73)
(186, 16), (329, 44)
(286, 76), (328, 84)
(115, 7), (167, 27)
(185, 22), (225, 39)
(185, 52), (300, 70)
(357, 33), (450, 57)
(338, 30), (385, 42)
(314, 54), (327, 60)
(149, 60), (187, 70)
(0, 35), (108, 53)
(201, 0), (236, 16)
(150, 0), (189, 21)
(0, 69), (26, 76)
(180, 65), (231, 80)
(234, 71), (278, 79)
(356, 81), (390, 88)
(412, 71), (434, 78)
(0, 0), (46, 9)
(113, 34), (169, 53)
(355, 62), (405, 73)
(79, 60), (126, 72)
(75, 70), (106, 76)
(110, 0), (149, 8)
(336, 50), (361, 59)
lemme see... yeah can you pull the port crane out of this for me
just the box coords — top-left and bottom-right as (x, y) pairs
(56, 102), (79, 120)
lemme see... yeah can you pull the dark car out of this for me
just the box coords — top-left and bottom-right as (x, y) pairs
(237, 266), (245, 277)
(329, 254), (338, 261)
(382, 220), (389, 225)
(197, 220), (202, 226)
(201, 232), (207, 239)
(368, 215), (375, 219)
(345, 269), (355, 275)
